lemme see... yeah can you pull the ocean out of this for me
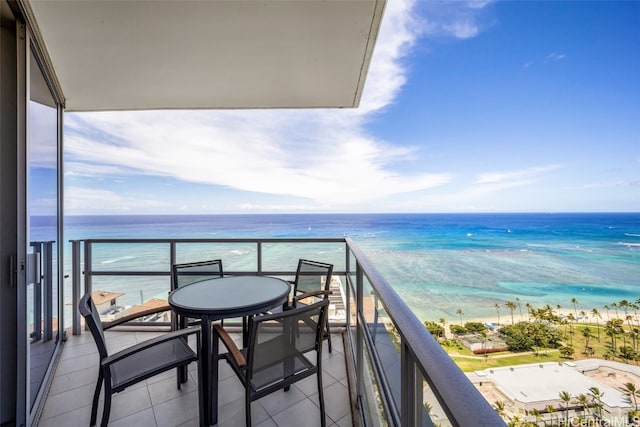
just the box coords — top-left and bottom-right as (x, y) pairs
(60, 212), (639, 324)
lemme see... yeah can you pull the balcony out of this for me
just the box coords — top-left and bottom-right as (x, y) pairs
(36, 237), (504, 426)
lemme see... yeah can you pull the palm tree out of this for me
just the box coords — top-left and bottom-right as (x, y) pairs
(559, 391), (572, 425)
(495, 303), (501, 325)
(575, 393), (590, 418)
(530, 408), (542, 426)
(588, 386), (605, 421)
(567, 313), (576, 346)
(456, 308), (463, 326)
(493, 400), (507, 420)
(507, 415), (522, 427)
(571, 297), (579, 318)
(604, 304), (611, 320)
(582, 327), (593, 354)
(620, 299), (630, 318)
(544, 404), (556, 427)
(621, 382), (639, 412)
(580, 310), (587, 323)
(612, 302), (619, 319)
(506, 301), (517, 325)
(525, 302), (533, 321)
(592, 308), (602, 342)
(515, 297), (523, 320)
(606, 319), (624, 356)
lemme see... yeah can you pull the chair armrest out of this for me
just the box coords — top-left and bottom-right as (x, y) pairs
(103, 302), (170, 330)
(214, 324), (246, 367)
(103, 327), (199, 367)
(292, 290), (331, 306)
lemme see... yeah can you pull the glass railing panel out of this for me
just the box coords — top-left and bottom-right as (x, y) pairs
(327, 274), (347, 323)
(89, 242), (170, 272)
(175, 242), (258, 272)
(359, 336), (390, 427)
(362, 278), (402, 416)
(88, 276), (170, 323)
(260, 242), (346, 271)
(420, 368), (454, 427)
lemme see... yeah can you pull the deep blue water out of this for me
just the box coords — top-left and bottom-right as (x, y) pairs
(60, 212), (640, 322)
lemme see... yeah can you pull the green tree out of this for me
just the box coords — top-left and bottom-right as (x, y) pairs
(516, 297), (523, 320)
(424, 320), (444, 338)
(582, 327), (593, 354)
(456, 308), (464, 326)
(506, 301), (517, 325)
(559, 391), (572, 425)
(591, 308), (602, 342)
(544, 404), (556, 427)
(571, 297), (579, 318)
(575, 393), (590, 418)
(606, 319), (624, 355)
(566, 313), (576, 346)
(588, 387), (604, 421)
(559, 345), (575, 359)
(493, 400), (507, 420)
(619, 345), (637, 361)
(621, 382), (639, 412)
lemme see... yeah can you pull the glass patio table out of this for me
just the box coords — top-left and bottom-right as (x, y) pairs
(169, 275), (291, 426)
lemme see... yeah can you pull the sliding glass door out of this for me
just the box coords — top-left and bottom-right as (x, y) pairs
(25, 44), (62, 416)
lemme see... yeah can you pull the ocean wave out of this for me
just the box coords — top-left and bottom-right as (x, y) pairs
(229, 249), (249, 256)
(619, 242), (640, 247)
(624, 233), (640, 237)
(101, 255), (135, 264)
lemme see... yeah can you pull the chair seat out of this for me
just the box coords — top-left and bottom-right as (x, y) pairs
(216, 300), (329, 427)
(110, 338), (197, 392)
(236, 335), (315, 393)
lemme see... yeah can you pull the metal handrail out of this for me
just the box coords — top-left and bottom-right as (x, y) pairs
(70, 237), (504, 426)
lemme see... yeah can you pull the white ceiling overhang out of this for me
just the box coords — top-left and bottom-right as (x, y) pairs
(25, 0), (386, 112)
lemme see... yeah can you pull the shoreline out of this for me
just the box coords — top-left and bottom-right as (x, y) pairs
(440, 307), (631, 328)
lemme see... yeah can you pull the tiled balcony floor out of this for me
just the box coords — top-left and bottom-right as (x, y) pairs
(38, 327), (352, 427)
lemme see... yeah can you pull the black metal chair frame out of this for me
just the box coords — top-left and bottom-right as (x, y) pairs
(216, 299), (330, 427)
(289, 258), (334, 352)
(171, 259), (224, 330)
(79, 292), (202, 427)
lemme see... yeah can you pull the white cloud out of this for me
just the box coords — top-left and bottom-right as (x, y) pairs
(64, 186), (169, 213)
(419, 0), (493, 40)
(64, 0), (458, 212)
(545, 52), (566, 63)
(473, 164), (564, 189)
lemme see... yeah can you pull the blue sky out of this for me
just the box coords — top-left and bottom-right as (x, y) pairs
(63, 0), (640, 215)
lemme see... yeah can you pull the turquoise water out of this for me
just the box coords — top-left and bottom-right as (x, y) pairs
(60, 213), (639, 323)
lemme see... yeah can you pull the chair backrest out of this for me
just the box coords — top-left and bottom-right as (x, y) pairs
(172, 259), (223, 291)
(293, 259), (333, 296)
(246, 299), (329, 387)
(79, 292), (109, 360)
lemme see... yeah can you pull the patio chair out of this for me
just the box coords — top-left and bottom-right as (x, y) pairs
(171, 259), (224, 330)
(79, 292), (202, 427)
(215, 299), (330, 427)
(289, 259), (334, 352)
(172, 259), (225, 384)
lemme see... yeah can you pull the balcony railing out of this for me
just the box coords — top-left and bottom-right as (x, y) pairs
(69, 237), (504, 426)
